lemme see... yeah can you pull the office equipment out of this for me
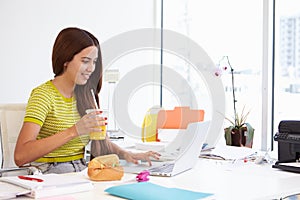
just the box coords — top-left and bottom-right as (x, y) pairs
(105, 182), (214, 200)
(141, 106), (161, 142)
(0, 173), (93, 199)
(273, 120), (300, 173)
(123, 121), (210, 176)
(157, 107), (205, 129)
(153, 128), (200, 162)
(135, 170), (150, 182)
(141, 106), (205, 142)
(137, 128), (194, 161)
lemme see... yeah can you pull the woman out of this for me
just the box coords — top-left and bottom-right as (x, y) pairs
(14, 27), (160, 174)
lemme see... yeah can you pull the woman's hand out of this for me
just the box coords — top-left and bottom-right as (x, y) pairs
(75, 110), (106, 136)
(123, 151), (161, 166)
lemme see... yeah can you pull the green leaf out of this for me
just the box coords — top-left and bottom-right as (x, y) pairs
(244, 123), (254, 147)
(224, 126), (235, 145)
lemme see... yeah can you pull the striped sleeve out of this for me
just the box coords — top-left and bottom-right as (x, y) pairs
(24, 85), (52, 126)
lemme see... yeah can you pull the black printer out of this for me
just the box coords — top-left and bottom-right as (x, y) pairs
(273, 120), (300, 173)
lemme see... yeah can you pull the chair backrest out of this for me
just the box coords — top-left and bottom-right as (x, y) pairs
(0, 104), (26, 168)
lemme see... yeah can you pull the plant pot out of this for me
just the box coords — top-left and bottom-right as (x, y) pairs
(224, 125), (254, 148)
(231, 127), (247, 147)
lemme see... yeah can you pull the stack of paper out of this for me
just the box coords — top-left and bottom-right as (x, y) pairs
(0, 173), (93, 199)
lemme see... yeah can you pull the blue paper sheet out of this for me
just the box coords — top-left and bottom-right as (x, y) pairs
(105, 182), (213, 200)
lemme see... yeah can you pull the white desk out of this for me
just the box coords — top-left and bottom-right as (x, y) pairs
(64, 158), (300, 200)
(0, 157), (289, 200)
(2, 146), (300, 199)
(1, 157), (300, 200)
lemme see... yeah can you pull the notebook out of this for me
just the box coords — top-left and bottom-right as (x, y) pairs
(0, 173), (93, 199)
(122, 121), (210, 177)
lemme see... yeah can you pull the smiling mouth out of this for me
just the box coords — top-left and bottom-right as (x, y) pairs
(82, 73), (90, 80)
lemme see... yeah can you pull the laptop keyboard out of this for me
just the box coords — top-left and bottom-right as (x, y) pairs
(148, 163), (175, 173)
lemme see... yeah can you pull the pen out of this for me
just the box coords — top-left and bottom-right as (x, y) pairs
(18, 175), (44, 182)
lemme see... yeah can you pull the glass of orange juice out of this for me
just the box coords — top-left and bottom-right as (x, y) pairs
(85, 109), (108, 140)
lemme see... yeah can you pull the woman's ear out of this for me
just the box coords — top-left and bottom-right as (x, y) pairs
(63, 62), (69, 72)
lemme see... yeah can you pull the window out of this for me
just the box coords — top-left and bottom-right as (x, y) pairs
(162, 0), (264, 149)
(273, 0), (300, 149)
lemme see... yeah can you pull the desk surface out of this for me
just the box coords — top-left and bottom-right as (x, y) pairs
(2, 146), (300, 200)
(69, 159), (300, 200)
(3, 158), (299, 200)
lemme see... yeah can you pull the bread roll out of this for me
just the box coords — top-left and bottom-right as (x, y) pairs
(87, 154), (124, 181)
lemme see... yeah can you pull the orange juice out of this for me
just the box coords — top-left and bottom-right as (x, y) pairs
(85, 109), (108, 140)
(89, 125), (106, 140)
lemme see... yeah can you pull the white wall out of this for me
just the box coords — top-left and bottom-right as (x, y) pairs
(0, 0), (156, 104)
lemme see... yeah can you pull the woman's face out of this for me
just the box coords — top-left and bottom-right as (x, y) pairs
(65, 45), (98, 85)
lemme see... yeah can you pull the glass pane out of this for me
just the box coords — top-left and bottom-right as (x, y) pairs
(274, 1), (300, 148)
(163, 0), (263, 149)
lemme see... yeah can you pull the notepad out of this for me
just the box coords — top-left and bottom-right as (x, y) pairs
(105, 182), (214, 200)
(0, 173), (93, 199)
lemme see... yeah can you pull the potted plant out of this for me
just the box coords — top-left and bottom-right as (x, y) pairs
(216, 56), (255, 148)
(224, 106), (254, 147)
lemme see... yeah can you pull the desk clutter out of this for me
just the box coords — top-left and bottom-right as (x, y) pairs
(0, 173), (93, 199)
(199, 145), (275, 164)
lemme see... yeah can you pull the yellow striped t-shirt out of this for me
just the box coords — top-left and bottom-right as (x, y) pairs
(24, 80), (89, 162)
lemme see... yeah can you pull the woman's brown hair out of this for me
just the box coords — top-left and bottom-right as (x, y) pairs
(52, 27), (103, 116)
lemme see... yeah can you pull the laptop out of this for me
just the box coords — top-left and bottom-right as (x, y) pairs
(121, 121), (210, 177)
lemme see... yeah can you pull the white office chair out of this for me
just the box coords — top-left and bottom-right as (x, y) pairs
(0, 103), (40, 176)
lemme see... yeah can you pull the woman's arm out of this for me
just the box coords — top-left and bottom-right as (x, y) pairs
(14, 122), (78, 166)
(14, 111), (104, 166)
